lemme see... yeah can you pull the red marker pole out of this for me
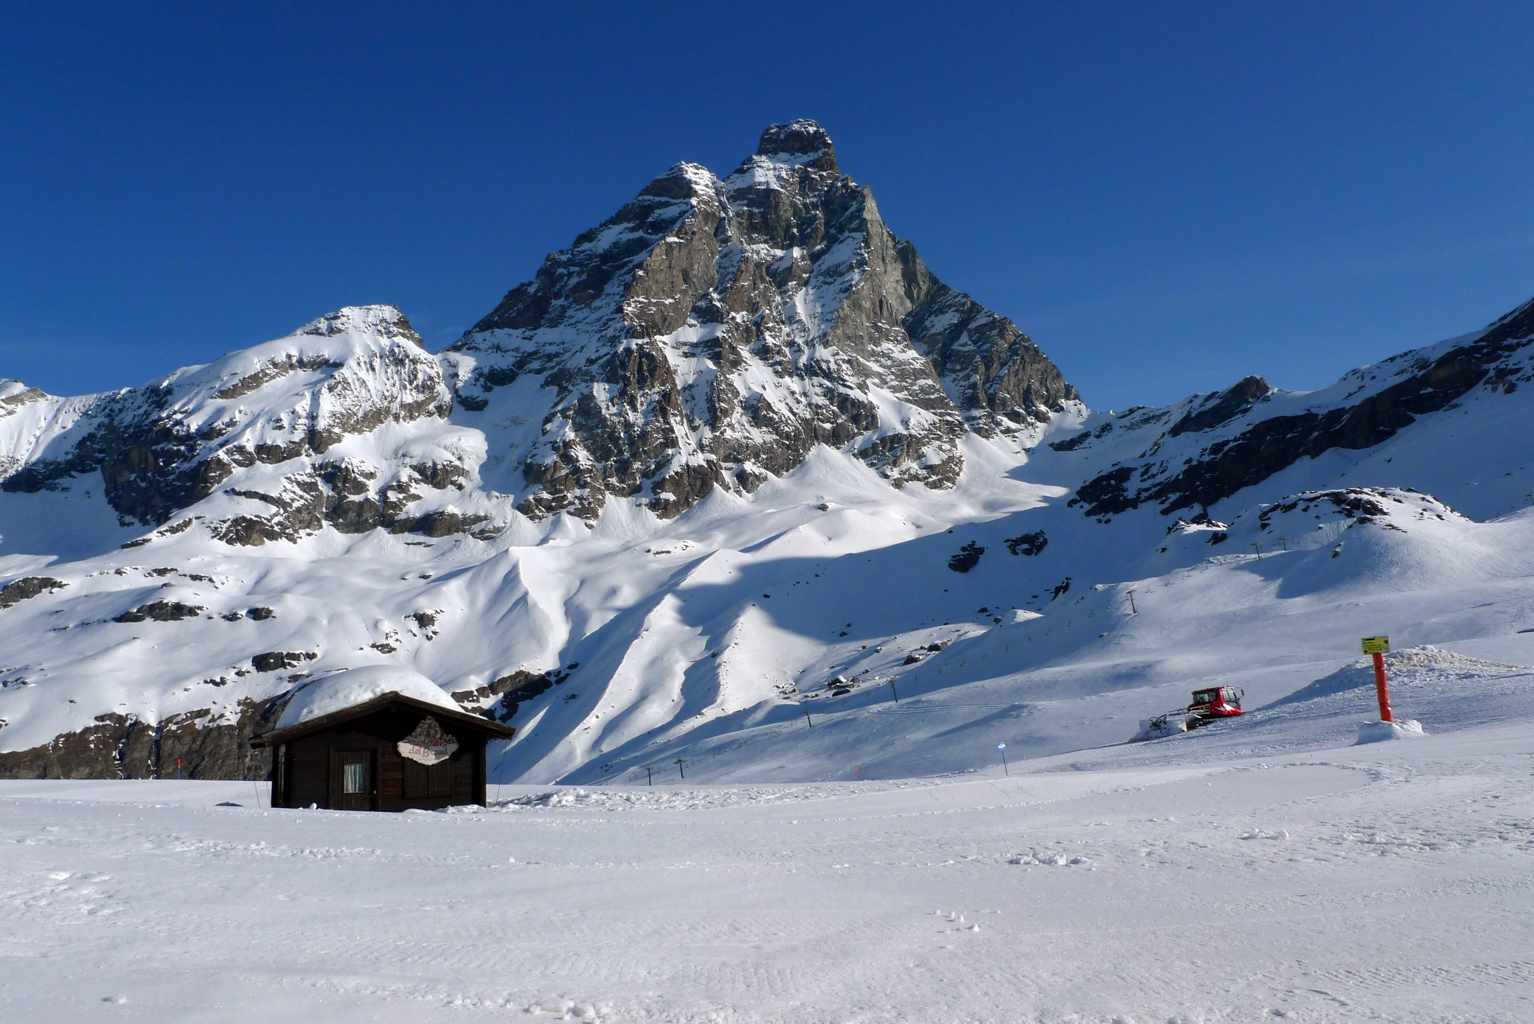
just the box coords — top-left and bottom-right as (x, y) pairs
(1371, 652), (1394, 723)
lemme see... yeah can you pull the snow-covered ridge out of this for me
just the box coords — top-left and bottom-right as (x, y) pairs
(0, 304), (492, 550)
(1064, 295), (1534, 520)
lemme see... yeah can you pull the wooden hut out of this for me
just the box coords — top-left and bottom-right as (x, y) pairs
(251, 668), (515, 812)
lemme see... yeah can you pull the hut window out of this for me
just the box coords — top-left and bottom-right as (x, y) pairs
(342, 760), (368, 794)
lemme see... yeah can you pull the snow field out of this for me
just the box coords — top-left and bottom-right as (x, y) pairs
(3, 712), (1533, 1023)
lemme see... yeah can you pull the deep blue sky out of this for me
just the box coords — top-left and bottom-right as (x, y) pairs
(4, 2), (1533, 411)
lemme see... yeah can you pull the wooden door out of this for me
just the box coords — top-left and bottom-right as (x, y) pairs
(402, 756), (452, 799)
(329, 749), (376, 811)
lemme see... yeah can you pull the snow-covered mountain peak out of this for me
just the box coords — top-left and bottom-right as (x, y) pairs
(0, 380), (40, 402)
(1486, 293), (1534, 335)
(642, 161), (719, 197)
(451, 120), (1078, 520)
(294, 304), (424, 347)
(0, 303), (475, 554)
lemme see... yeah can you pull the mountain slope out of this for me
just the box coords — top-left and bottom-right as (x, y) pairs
(0, 122), (1531, 785)
(1068, 296), (1534, 521)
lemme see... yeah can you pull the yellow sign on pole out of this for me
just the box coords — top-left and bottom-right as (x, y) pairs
(1361, 636), (1390, 655)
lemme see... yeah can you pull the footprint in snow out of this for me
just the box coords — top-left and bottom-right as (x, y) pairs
(1008, 850), (1090, 867)
(530, 998), (596, 1018)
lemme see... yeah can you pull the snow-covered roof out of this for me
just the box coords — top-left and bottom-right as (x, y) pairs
(275, 666), (461, 730)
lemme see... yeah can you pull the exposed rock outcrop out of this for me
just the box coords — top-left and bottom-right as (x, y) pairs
(0, 577), (67, 609)
(0, 698), (277, 780)
(947, 541), (985, 573)
(251, 651), (318, 673)
(112, 600), (205, 623)
(1168, 376), (1271, 437)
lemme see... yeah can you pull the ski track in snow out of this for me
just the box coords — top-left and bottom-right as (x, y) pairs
(3, 714), (1533, 1023)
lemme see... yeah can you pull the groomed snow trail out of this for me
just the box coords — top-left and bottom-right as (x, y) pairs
(3, 720), (1531, 1023)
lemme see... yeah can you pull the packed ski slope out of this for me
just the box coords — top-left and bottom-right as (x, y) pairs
(4, 644), (1533, 1023)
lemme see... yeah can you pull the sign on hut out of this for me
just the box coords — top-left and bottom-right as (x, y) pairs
(251, 667), (515, 811)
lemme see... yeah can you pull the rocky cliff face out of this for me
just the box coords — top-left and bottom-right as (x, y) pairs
(449, 120), (1078, 519)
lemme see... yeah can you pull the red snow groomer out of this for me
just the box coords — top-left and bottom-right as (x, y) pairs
(1185, 686), (1244, 723)
(1136, 686), (1244, 739)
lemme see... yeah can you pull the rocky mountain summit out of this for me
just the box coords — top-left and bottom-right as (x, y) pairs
(449, 120), (1079, 518)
